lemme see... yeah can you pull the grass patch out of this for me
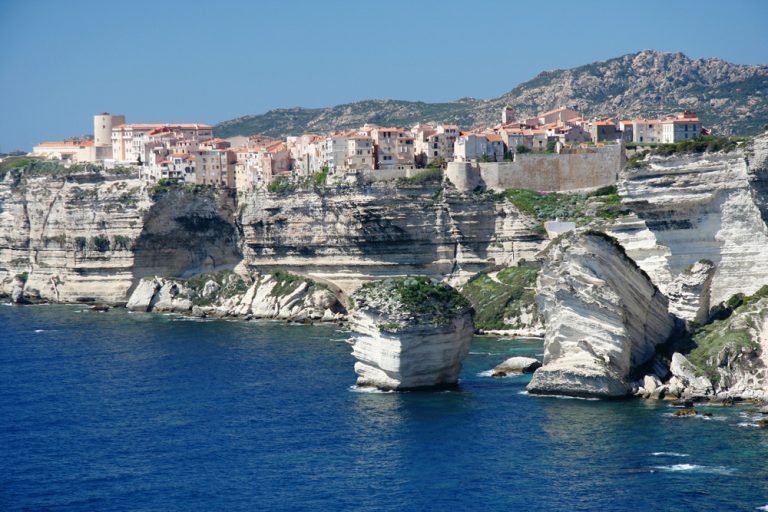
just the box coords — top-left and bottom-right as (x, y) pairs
(461, 267), (539, 330)
(396, 167), (443, 186)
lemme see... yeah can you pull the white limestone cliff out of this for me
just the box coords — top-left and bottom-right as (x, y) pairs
(527, 231), (675, 398)
(126, 271), (345, 322)
(349, 277), (474, 390)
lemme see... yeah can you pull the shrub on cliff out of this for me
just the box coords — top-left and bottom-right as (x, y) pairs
(461, 267), (540, 330)
(351, 276), (470, 326)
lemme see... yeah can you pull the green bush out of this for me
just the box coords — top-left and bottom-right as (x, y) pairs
(91, 235), (110, 252)
(515, 145), (530, 154)
(267, 176), (295, 194)
(74, 237), (87, 251)
(312, 166), (329, 187)
(397, 167), (443, 186)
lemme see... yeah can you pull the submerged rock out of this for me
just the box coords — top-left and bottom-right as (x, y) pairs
(349, 277), (474, 390)
(527, 231), (675, 398)
(672, 408), (697, 417)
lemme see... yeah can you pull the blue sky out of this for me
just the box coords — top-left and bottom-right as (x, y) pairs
(1, 0), (767, 151)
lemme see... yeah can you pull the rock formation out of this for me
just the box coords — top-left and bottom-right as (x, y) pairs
(527, 231), (676, 398)
(349, 277), (474, 390)
(126, 270), (345, 322)
(492, 357), (541, 377)
(609, 135), (768, 307)
(666, 260), (716, 326)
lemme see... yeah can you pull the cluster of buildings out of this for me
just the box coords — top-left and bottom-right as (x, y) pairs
(30, 107), (706, 191)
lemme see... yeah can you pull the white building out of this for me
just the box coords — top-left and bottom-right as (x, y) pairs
(661, 112), (701, 143)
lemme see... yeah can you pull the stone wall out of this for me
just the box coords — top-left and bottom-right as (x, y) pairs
(446, 144), (623, 193)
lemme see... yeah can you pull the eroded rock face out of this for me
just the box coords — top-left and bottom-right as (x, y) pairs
(527, 231), (675, 398)
(611, 136), (768, 306)
(493, 356), (541, 375)
(126, 271), (346, 322)
(666, 260), (716, 325)
(238, 186), (545, 294)
(0, 165), (240, 305)
(349, 277), (474, 390)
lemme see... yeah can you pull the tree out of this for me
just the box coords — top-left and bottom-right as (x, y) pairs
(516, 145), (531, 154)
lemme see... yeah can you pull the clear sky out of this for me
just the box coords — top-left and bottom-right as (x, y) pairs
(1, 0), (767, 151)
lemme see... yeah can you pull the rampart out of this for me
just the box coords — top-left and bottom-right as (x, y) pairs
(446, 144), (623, 192)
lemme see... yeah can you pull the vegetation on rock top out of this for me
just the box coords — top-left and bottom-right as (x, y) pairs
(351, 276), (470, 328)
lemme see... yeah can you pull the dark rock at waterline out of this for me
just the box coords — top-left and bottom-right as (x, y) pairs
(673, 408), (697, 417)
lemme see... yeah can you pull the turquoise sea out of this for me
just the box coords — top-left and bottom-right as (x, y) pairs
(1, 305), (767, 511)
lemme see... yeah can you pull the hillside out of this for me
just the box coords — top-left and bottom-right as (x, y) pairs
(215, 50), (768, 138)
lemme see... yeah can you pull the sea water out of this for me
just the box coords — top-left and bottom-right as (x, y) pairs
(1, 305), (767, 511)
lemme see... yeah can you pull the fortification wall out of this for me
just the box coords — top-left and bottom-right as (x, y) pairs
(447, 145), (623, 192)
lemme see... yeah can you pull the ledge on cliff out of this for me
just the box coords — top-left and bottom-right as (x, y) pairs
(349, 277), (474, 390)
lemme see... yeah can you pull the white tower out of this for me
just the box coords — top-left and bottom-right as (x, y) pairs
(501, 106), (515, 125)
(93, 112), (125, 160)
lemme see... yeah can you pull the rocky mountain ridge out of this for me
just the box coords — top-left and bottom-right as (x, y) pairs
(215, 50), (768, 138)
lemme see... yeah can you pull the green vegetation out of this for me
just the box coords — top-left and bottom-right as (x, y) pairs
(515, 145), (530, 154)
(396, 167), (443, 186)
(91, 235), (110, 252)
(352, 276), (470, 327)
(312, 166), (329, 187)
(149, 178), (178, 195)
(494, 186), (627, 224)
(270, 269), (305, 297)
(74, 237), (87, 252)
(113, 235), (132, 251)
(183, 270), (249, 306)
(628, 136), (744, 169)
(461, 266), (540, 330)
(687, 285), (768, 383)
(267, 176), (296, 194)
(0, 157), (36, 173)
(15, 272), (29, 284)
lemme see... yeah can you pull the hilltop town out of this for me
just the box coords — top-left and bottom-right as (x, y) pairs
(26, 107), (705, 191)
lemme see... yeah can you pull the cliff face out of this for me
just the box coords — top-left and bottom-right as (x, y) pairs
(0, 167), (149, 303)
(607, 135), (768, 308)
(0, 165), (241, 305)
(238, 185), (543, 293)
(528, 231), (675, 398)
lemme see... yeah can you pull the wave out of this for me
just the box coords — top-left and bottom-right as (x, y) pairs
(524, 391), (600, 401)
(348, 385), (396, 394)
(756, 505), (768, 511)
(652, 464), (734, 475)
(651, 452), (690, 458)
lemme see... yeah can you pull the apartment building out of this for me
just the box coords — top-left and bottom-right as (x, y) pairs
(371, 128), (415, 170)
(661, 112), (701, 143)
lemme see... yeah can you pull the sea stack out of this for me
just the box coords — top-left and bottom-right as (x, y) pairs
(349, 276), (474, 390)
(528, 231), (675, 398)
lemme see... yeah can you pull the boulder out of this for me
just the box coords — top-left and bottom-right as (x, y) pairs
(126, 278), (160, 311)
(527, 231), (676, 398)
(493, 356), (542, 376)
(669, 352), (713, 395)
(349, 277), (474, 390)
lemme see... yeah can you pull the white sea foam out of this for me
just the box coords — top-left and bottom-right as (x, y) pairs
(469, 351), (494, 355)
(755, 505), (768, 511)
(348, 385), (396, 394)
(477, 369), (520, 378)
(651, 452), (690, 458)
(652, 464), (734, 475)
(527, 392), (600, 401)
